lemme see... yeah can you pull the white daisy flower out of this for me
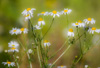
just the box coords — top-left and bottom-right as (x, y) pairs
(61, 8), (72, 15)
(38, 12), (49, 16)
(38, 18), (45, 26)
(2, 62), (15, 67)
(22, 8), (36, 17)
(8, 47), (19, 52)
(49, 10), (60, 18)
(88, 27), (100, 34)
(9, 28), (19, 35)
(44, 40), (51, 47)
(72, 22), (79, 27)
(78, 20), (85, 27)
(24, 14), (31, 21)
(16, 56), (19, 59)
(57, 65), (67, 68)
(8, 41), (19, 48)
(19, 28), (28, 34)
(83, 18), (95, 24)
(4, 50), (8, 53)
(67, 28), (74, 37)
(34, 25), (41, 30)
(28, 49), (33, 54)
(85, 65), (88, 68)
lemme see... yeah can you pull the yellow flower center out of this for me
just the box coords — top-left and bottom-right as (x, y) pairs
(61, 65), (64, 67)
(38, 18), (43, 21)
(78, 20), (82, 23)
(41, 12), (45, 14)
(69, 28), (73, 32)
(52, 10), (57, 14)
(64, 10), (68, 12)
(87, 18), (91, 21)
(75, 23), (79, 25)
(12, 45), (15, 47)
(75, 56), (78, 58)
(11, 47), (16, 50)
(7, 62), (11, 64)
(25, 14), (30, 17)
(27, 8), (31, 11)
(92, 27), (96, 30)
(20, 28), (24, 31)
(44, 40), (49, 43)
(13, 30), (16, 32)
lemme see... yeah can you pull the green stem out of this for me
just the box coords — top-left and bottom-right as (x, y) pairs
(27, 52), (32, 68)
(50, 45), (71, 68)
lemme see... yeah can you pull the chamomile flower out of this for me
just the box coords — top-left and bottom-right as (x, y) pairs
(8, 47), (19, 52)
(38, 12), (49, 16)
(67, 28), (74, 37)
(9, 28), (19, 35)
(44, 40), (51, 47)
(50, 10), (60, 18)
(22, 8), (36, 17)
(34, 25), (41, 30)
(88, 27), (100, 34)
(38, 18), (45, 26)
(8, 41), (19, 48)
(57, 65), (67, 68)
(78, 20), (85, 27)
(28, 49), (33, 54)
(83, 18), (95, 24)
(19, 28), (28, 34)
(72, 22), (79, 27)
(85, 65), (88, 68)
(24, 14), (31, 21)
(61, 8), (72, 15)
(2, 62), (15, 67)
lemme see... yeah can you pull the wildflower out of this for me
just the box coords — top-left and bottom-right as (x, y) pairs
(9, 28), (19, 35)
(50, 10), (60, 18)
(19, 28), (28, 34)
(28, 49), (33, 54)
(5, 50), (8, 53)
(8, 41), (19, 48)
(24, 14), (31, 21)
(72, 22), (79, 27)
(2, 62), (15, 67)
(38, 12), (49, 16)
(16, 56), (19, 59)
(67, 28), (74, 37)
(61, 8), (72, 15)
(22, 8), (36, 17)
(88, 27), (100, 34)
(83, 18), (95, 24)
(78, 20), (85, 27)
(34, 25), (41, 30)
(44, 40), (51, 47)
(57, 65), (67, 68)
(85, 65), (88, 68)
(8, 47), (19, 52)
(38, 18), (45, 26)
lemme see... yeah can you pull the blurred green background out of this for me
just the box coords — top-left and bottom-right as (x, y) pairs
(0, 0), (100, 68)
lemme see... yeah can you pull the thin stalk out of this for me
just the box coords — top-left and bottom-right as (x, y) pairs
(27, 52), (32, 68)
(42, 18), (54, 40)
(50, 45), (71, 68)
(37, 46), (42, 67)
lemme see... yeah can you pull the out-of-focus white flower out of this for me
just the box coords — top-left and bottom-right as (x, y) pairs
(38, 12), (49, 16)
(22, 8), (36, 17)
(57, 65), (67, 68)
(9, 28), (19, 35)
(49, 10), (60, 18)
(67, 28), (74, 37)
(85, 65), (88, 68)
(2, 62), (15, 67)
(61, 8), (72, 15)
(8, 41), (19, 48)
(44, 40), (51, 47)
(28, 49), (33, 54)
(83, 18), (95, 24)
(16, 56), (19, 59)
(5, 50), (8, 53)
(78, 20), (85, 27)
(72, 22), (79, 27)
(38, 18), (45, 26)
(8, 47), (19, 52)
(19, 28), (28, 34)
(34, 25), (41, 30)
(24, 14), (31, 21)
(88, 27), (100, 34)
